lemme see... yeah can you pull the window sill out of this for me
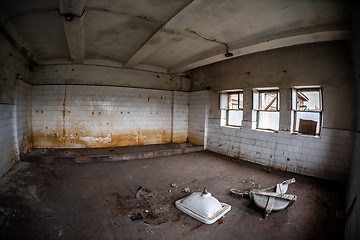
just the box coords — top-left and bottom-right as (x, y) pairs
(221, 125), (242, 129)
(252, 128), (278, 134)
(290, 132), (320, 138)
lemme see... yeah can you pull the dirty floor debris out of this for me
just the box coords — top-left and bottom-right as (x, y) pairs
(0, 150), (345, 240)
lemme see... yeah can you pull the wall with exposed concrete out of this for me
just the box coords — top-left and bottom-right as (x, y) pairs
(31, 85), (189, 148)
(0, 33), (31, 176)
(191, 41), (356, 181)
(31, 65), (190, 92)
(344, 5), (360, 239)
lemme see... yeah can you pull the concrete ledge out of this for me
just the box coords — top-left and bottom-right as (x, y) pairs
(20, 143), (204, 164)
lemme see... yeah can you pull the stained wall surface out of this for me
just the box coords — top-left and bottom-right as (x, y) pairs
(31, 85), (189, 148)
(191, 41), (357, 181)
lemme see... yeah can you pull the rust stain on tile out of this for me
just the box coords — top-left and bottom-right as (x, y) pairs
(187, 133), (203, 145)
(62, 86), (67, 144)
(32, 130), (174, 148)
(31, 85), (187, 149)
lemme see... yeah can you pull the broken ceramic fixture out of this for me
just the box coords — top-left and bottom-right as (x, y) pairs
(230, 178), (297, 218)
(175, 188), (231, 224)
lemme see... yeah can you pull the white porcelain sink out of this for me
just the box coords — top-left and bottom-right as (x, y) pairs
(175, 188), (231, 224)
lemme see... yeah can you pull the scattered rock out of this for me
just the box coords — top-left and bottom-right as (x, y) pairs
(146, 210), (159, 220)
(182, 187), (191, 193)
(170, 183), (177, 188)
(241, 179), (259, 189)
(135, 186), (143, 198)
(264, 166), (272, 173)
(135, 186), (152, 198)
(129, 212), (143, 221)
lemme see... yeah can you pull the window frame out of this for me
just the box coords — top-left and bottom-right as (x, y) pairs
(220, 90), (243, 127)
(253, 88), (280, 132)
(291, 86), (322, 136)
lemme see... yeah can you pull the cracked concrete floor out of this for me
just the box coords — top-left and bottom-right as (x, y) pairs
(0, 151), (345, 240)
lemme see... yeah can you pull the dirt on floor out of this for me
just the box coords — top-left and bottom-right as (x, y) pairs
(0, 150), (345, 240)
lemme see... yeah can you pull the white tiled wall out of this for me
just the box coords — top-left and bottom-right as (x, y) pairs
(206, 119), (354, 181)
(0, 80), (32, 176)
(173, 91), (189, 142)
(15, 80), (33, 155)
(32, 85), (189, 148)
(188, 91), (208, 146)
(0, 31), (32, 176)
(345, 132), (360, 239)
(0, 104), (16, 176)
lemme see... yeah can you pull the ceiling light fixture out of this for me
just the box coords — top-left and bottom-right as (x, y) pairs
(57, 9), (85, 21)
(190, 30), (233, 58)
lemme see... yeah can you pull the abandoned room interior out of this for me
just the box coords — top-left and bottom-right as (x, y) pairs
(0, 0), (360, 239)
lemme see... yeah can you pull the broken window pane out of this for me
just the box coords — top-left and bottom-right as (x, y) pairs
(296, 90), (321, 111)
(294, 112), (321, 135)
(228, 93), (239, 109)
(292, 87), (322, 136)
(259, 91), (278, 111)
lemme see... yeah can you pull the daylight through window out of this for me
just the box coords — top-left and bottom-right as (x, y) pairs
(291, 87), (322, 136)
(252, 88), (280, 131)
(220, 91), (243, 127)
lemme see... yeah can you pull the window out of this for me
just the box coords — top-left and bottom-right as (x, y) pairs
(220, 91), (243, 127)
(252, 88), (280, 131)
(291, 87), (322, 136)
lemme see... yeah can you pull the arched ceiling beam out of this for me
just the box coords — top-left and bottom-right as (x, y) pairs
(168, 25), (350, 73)
(59, 0), (85, 64)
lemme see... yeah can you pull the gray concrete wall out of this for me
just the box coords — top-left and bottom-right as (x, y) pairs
(191, 41), (357, 181)
(0, 32), (32, 176)
(192, 41), (356, 130)
(31, 64), (191, 92)
(344, 4), (360, 239)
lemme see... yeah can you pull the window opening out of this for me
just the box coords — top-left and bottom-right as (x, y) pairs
(220, 91), (243, 127)
(253, 89), (280, 132)
(291, 87), (322, 136)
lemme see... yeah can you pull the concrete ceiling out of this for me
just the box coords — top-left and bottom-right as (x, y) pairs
(0, 0), (350, 75)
